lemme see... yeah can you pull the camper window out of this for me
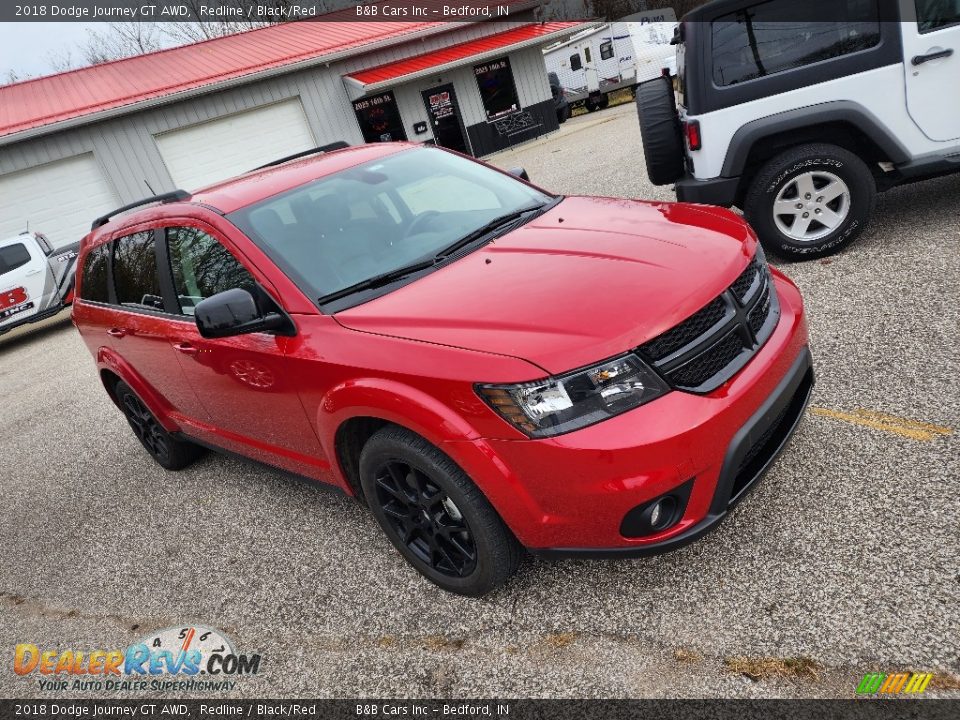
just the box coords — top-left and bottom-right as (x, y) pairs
(570, 53), (582, 71)
(600, 41), (614, 60)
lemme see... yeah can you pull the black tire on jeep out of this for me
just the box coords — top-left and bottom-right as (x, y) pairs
(744, 143), (876, 260)
(359, 425), (522, 596)
(635, 76), (685, 186)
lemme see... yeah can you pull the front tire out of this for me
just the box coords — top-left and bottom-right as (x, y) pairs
(359, 426), (522, 596)
(115, 381), (204, 471)
(744, 143), (876, 260)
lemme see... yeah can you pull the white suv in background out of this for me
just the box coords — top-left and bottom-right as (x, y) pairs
(636, 0), (960, 258)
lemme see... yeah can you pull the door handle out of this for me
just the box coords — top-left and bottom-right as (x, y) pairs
(25, 268), (42, 276)
(912, 48), (954, 65)
(106, 328), (128, 338)
(173, 342), (199, 356)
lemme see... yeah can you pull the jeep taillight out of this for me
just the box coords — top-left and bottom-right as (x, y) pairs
(684, 120), (701, 151)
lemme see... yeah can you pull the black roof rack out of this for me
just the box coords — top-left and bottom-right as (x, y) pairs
(252, 141), (351, 171)
(91, 190), (192, 231)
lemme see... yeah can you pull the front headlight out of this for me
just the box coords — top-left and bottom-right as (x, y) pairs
(477, 354), (670, 438)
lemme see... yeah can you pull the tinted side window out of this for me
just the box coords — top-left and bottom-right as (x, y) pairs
(711, 0), (881, 86)
(113, 231), (164, 310)
(570, 53), (582, 71)
(166, 227), (255, 316)
(80, 244), (110, 303)
(0, 243), (32, 277)
(600, 41), (614, 60)
(917, 0), (960, 32)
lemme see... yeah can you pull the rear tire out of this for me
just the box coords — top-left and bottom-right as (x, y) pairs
(359, 426), (522, 596)
(114, 381), (204, 471)
(557, 104), (570, 124)
(636, 76), (685, 186)
(744, 143), (876, 260)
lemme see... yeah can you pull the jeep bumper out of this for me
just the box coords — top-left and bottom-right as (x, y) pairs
(675, 174), (739, 207)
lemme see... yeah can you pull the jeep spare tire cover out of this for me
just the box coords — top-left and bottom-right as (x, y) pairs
(636, 76), (685, 186)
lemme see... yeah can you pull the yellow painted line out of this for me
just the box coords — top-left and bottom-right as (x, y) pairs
(809, 407), (954, 441)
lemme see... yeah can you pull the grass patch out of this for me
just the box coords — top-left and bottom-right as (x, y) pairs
(724, 656), (820, 681)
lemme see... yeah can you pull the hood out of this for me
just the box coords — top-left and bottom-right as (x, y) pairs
(336, 196), (756, 375)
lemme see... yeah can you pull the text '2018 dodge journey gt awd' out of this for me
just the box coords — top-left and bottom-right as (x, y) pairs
(73, 143), (814, 595)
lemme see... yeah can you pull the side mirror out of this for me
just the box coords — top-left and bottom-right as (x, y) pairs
(508, 167), (530, 181)
(194, 288), (287, 339)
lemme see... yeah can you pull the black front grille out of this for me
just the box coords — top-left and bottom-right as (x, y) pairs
(642, 296), (727, 362)
(638, 254), (780, 393)
(668, 330), (746, 388)
(729, 257), (760, 303)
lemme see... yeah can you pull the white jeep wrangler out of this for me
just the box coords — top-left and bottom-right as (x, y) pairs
(0, 232), (79, 336)
(636, 0), (960, 258)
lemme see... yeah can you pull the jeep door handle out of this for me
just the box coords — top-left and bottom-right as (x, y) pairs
(912, 48), (954, 65)
(106, 328), (127, 338)
(173, 342), (199, 356)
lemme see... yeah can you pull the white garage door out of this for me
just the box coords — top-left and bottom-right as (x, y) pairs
(0, 153), (121, 248)
(156, 98), (316, 191)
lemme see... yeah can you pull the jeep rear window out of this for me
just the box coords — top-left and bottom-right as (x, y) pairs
(711, 0), (881, 87)
(0, 243), (31, 277)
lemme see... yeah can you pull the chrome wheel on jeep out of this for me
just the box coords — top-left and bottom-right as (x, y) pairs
(745, 143), (876, 260)
(772, 171), (851, 243)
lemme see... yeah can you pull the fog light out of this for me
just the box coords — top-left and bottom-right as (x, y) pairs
(619, 479), (694, 538)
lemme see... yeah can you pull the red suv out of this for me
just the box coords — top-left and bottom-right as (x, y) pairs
(73, 143), (813, 595)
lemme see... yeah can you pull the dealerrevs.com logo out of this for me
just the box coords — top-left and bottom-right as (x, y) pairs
(14, 626), (261, 692)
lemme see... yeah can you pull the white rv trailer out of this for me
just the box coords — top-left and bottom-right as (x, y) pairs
(543, 9), (678, 111)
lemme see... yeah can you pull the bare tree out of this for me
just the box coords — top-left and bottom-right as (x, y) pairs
(83, 22), (164, 64)
(46, 48), (77, 73)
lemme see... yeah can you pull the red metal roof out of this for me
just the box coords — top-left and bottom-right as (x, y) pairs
(0, 21), (446, 140)
(346, 22), (582, 86)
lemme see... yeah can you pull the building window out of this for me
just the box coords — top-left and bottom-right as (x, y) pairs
(711, 0), (881, 87)
(113, 231), (164, 311)
(79, 244), (110, 303)
(570, 53), (582, 71)
(600, 41), (614, 60)
(353, 91), (407, 143)
(475, 57), (521, 120)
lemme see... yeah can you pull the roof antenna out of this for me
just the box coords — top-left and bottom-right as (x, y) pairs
(144, 179), (156, 195)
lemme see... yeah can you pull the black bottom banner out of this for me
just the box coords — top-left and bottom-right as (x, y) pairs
(1, 700), (959, 720)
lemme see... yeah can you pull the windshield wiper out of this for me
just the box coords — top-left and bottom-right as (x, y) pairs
(318, 258), (436, 304)
(434, 203), (548, 261)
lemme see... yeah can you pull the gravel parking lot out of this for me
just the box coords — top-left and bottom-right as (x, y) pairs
(1, 102), (958, 699)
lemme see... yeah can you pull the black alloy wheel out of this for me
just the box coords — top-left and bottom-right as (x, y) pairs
(114, 381), (204, 471)
(359, 425), (522, 595)
(122, 390), (171, 463)
(373, 460), (477, 578)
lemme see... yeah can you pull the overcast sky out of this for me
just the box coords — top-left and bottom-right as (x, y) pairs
(1, 23), (101, 80)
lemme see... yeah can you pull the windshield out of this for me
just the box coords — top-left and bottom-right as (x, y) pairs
(229, 146), (553, 305)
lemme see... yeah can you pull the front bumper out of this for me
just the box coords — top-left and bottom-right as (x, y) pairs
(675, 173), (739, 207)
(535, 346), (813, 558)
(447, 272), (811, 552)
